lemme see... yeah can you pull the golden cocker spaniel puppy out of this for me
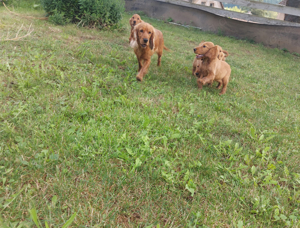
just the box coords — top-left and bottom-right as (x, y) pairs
(194, 45), (231, 95)
(131, 22), (169, 81)
(192, 41), (214, 77)
(129, 14), (143, 43)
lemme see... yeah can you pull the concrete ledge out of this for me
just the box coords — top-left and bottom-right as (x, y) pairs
(160, 0), (300, 26)
(125, 0), (300, 53)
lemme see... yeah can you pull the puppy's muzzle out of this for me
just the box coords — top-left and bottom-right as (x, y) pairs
(141, 38), (148, 48)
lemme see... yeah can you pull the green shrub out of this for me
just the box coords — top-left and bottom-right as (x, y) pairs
(40, 0), (124, 28)
(41, 0), (80, 22)
(49, 10), (70, 25)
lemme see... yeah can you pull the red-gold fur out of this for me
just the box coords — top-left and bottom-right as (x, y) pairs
(194, 45), (231, 95)
(192, 58), (202, 77)
(193, 41), (229, 75)
(129, 14), (143, 43)
(131, 22), (169, 81)
(193, 41), (229, 89)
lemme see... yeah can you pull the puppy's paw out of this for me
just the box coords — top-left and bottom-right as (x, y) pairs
(136, 76), (143, 82)
(197, 84), (203, 90)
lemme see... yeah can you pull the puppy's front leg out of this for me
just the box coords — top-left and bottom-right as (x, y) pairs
(129, 28), (136, 43)
(136, 59), (151, 81)
(200, 73), (214, 86)
(134, 53), (143, 72)
(197, 78), (203, 90)
(138, 59), (143, 72)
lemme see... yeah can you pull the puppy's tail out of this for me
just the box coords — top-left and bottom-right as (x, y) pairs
(223, 50), (229, 57)
(163, 45), (171, 51)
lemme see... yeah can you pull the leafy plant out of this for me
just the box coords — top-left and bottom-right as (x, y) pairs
(40, 0), (124, 28)
(49, 11), (70, 25)
(185, 179), (197, 197)
(292, 52), (300, 57)
(167, 17), (173, 22)
(282, 48), (289, 52)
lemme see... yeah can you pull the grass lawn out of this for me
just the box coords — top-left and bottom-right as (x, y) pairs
(0, 4), (300, 228)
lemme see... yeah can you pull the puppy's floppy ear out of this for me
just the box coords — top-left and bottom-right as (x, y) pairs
(149, 29), (155, 50)
(135, 25), (140, 45)
(129, 17), (134, 28)
(204, 46), (218, 59)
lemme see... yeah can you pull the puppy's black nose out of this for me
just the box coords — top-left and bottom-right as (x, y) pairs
(143, 38), (148, 43)
(133, 21), (136, 24)
(194, 48), (196, 52)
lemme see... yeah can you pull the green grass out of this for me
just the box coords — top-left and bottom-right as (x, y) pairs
(1, 5), (300, 227)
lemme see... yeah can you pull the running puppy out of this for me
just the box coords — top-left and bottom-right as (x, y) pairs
(192, 41), (214, 77)
(194, 45), (231, 95)
(129, 14), (143, 43)
(193, 41), (228, 75)
(131, 22), (169, 81)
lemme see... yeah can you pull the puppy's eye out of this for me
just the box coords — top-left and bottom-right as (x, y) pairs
(137, 18), (139, 20)
(140, 30), (143, 33)
(148, 32), (151, 34)
(203, 45), (206, 48)
(132, 17), (134, 19)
